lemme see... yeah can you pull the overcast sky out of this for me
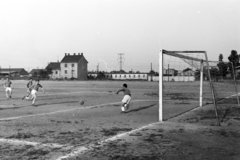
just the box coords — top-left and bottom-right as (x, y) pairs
(0, 0), (239, 72)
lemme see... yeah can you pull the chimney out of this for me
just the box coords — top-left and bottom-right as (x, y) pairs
(65, 53), (67, 56)
(74, 53), (76, 55)
(78, 53), (80, 55)
(81, 52), (83, 55)
(68, 53), (70, 55)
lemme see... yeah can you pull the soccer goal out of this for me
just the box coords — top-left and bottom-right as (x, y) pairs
(159, 50), (220, 124)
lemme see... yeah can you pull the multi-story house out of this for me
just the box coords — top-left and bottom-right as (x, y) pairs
(60, 53), (88, 80)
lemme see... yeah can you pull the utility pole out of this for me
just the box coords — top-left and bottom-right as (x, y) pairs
(118, 53), (124, 71)
(97, 63), (99, 73)
(168, 64), (169, 82)
(96, 63), (99, 80)
(151, 63), (153, 81)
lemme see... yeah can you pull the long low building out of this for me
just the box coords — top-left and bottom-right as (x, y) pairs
(0, 68), (29, 77)
(110, 73), (148, 80)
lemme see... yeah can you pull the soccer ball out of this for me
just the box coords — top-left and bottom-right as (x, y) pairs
(80, 101), (84, 105)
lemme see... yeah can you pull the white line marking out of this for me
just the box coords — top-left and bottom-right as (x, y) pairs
(0, 138), (71, 149)
(0, 100), (158, 121)
(56, 121), (163, 160)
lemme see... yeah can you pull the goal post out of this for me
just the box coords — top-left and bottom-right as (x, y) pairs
(159, 50), (220, 125)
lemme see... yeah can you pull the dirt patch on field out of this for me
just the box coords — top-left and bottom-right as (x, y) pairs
(71, 104), (240, 160)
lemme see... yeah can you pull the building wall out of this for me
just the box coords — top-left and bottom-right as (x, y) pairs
(163, 76), (195, 82)
(50, 69), (61, 79)
(163, 69), (175, 75)
(77, 58), (88, 80)
(60, 63), (78, 79)
(148, 76), (159, 81)
(111, 73), (148, 80)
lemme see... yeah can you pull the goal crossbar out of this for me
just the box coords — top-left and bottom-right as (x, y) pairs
(162, 50), (206, 62)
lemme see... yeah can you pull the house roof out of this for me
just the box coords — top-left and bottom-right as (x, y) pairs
(0, 68), (25, 72)
(0, 68), (28, 75)
(61, 53), (88, 63)
(182, 68), (193, 72)
(46, 62), (60, 70)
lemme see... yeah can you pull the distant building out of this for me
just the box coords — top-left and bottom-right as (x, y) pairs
(178, 68), (195, 76)
(60, 53), (88, 80)
(29, 69), (45, 77)
(46, 62), (61, 79)
(163, 68), (177, 76)
(111, 73), (148, 80)
(0, 68), (29, 77)
(88, 71), (98, 78)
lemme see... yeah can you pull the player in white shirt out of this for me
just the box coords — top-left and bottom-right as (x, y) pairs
(3, 77), (13, 99)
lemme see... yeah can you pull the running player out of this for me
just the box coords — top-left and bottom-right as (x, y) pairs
(3, 77), (13, 99)
(23, 79), (45, 106)
(116, 83), (132, 113)
(22, 78), (34, 100)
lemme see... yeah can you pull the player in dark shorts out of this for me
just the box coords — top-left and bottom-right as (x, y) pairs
(22, 78), (33, 100)
(116, 83), (132, 113)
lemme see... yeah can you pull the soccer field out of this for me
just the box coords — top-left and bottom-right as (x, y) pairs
(0, 80), (215, 159)
(0, 80), (159, 159)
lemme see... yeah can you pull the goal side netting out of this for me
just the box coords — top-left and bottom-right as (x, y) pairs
(159, 50), (220, 125)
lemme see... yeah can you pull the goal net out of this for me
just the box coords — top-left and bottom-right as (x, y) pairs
(159, 50), (220, 124)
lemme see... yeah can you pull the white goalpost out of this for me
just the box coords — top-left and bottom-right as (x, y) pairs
(159, 50), (220, 125)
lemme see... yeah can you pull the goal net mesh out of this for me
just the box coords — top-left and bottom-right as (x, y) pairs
(161, 50), (215, 120)
(161, 50), (240, 123)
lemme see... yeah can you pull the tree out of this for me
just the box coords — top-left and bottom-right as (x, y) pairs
(228, 50), (239, 76)
(119, 69), (126, 73)
(217, 62), (228, 79)
(97, 71), (106, 80)
(210, 67), (220, 81)
(128, 70), (134, 73)
(149, 70), (155, 74)
(219, 54), (223, 62)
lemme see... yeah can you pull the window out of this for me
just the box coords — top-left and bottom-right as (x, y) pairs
(133, 75), (135, 77)
(55, 71), (58, 74)
(138, 75), (140, 77)
(65, 70), (67, 74)
(72, 64), (74, 67)
(65, 64), (67, 67)
(120, 75), (121, 77)
(124, 75), (126, 78)
(115, 75), (117, 78)
(129, 75), (131, 78)
(143, 75), (145, 77)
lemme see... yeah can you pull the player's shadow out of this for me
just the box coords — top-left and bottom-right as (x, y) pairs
(33, 101), (79, 107)
(127, 104), (156, 113)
